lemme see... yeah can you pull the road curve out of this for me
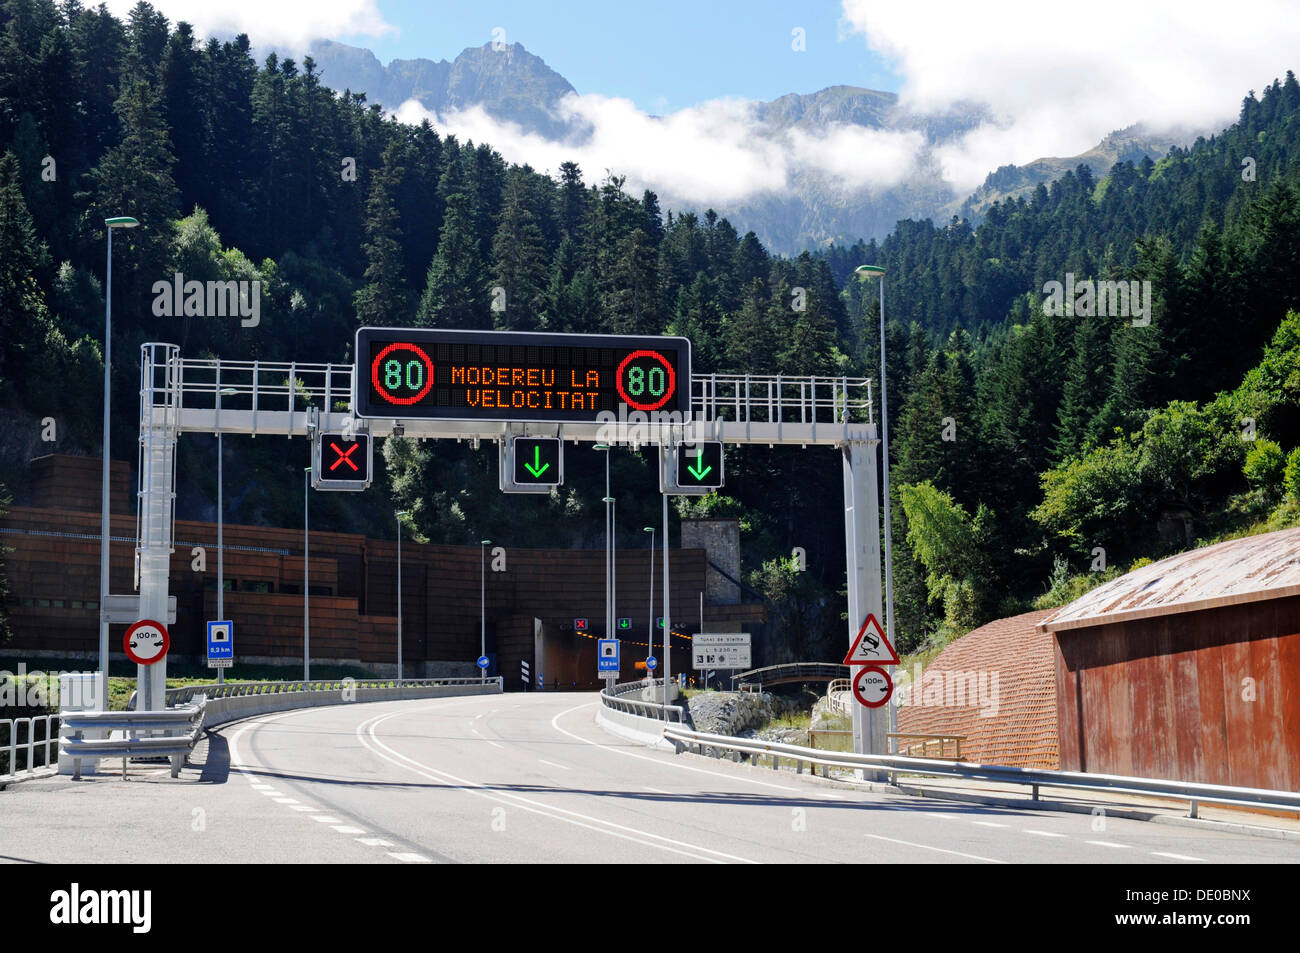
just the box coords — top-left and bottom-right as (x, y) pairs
(2, 692), (1298, 864)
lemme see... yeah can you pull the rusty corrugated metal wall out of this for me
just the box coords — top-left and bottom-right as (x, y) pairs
(1054, 595), (1300, 789)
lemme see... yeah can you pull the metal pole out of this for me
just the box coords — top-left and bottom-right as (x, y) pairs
(879, 276), (897, 740)
(217, 431), (224, 686)
(98, 225), (112, 712)
(480, 542), (487, 684)
(611, 498), (616, 638)
(647, 528), (655, 663)
(396, 514), (403, 682)
(604, 452), (611, 640)
(662, 489), (670, 720)
(303, 466), (310, 682)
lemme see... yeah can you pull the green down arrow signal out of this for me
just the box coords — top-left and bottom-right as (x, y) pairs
(524, 445), (551, 478)
(686, 454), (712, 481)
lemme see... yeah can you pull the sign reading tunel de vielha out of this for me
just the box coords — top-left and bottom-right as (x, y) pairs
(353, 328), (691, 423)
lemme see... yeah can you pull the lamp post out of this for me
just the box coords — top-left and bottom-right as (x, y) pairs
(303, 465), (311, 682)
(643, 526), (655, 663)
(480, 539), (491, 683)
(854, 263), (895, 736)
(594, 444), (612, 641)
(396, 510), (410, 681)
(661, 491), (670, 718)
(216, 387), (237, 686)
(605, 495), (616, 637)
(98, 215), (138, 711)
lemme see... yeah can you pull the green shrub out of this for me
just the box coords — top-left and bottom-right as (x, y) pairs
(1286, 447), (1300, 502)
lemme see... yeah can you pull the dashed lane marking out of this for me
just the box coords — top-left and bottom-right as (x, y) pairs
(1152, 851), (1206, 862)
(1086, 840), (1132, 849)
(1024, 830), (1068, 838)
(387, 852), (432, 863)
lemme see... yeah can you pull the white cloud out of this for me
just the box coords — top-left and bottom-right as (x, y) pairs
(395, 93), (926, 206)
(101, 0), (394, 50)
(841, 0), (1300, 189)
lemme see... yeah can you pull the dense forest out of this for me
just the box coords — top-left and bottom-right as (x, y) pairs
(2, 0), (1300, 658)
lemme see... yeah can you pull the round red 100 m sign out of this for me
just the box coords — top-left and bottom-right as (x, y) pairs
(124, 619), (170, 666)
(852, 664), (892, 708)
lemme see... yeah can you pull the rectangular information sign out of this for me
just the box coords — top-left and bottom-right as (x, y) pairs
(354, 328), (691, 422)
(692, 633), (751, 670)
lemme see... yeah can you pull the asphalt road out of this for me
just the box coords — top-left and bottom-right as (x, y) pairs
(3, 692), (1298, 864)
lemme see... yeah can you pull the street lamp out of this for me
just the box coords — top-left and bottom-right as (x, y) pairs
(594, 444), (613, 641)
(396, 510), (410, 681)
(643, 526), (655, 662)
(479, 539), (491, 683)
(854, 263), (895, 735)
(604, 495), (616, 640)
(303, 465), (312, 682)
(98, 215), (138, 711)
(216, 386), (238, 687)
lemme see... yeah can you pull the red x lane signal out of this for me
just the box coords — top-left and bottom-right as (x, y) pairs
(313, 432), (370, 490)
(329, 441), (360, 471)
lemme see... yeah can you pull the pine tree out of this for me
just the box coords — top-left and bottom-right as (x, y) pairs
(354, 138), (410, 327)
(489, 171), (548, 330)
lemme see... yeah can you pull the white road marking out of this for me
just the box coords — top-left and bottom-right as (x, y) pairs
(272, 798), (299, 804)
(1152, 851), (1206, 862)
(814, 793), (844, 800)
(537, 759), (569, 770)
(289, 805), (315, 812)
(972, 820), (1008, 828)
(932, 813), (957, 820)
(865, 833), (1008, 864)
(357, 709), (758, 865)
(469, 726), (481, 735)
(485, 740), (504, 749)
(310, 815), (343, 824)
(549, 703), (803, 793)
(357, 837), (394, 847)
(1086, 840), (1132, 849)
(387, 852), (431, 863)
(333, 826), (367, 835)
(642, 786), (670, 794)
(1024, 829), (1068, 838)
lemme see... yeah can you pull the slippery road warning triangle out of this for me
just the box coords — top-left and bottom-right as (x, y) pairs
(842, 613), (899, 666)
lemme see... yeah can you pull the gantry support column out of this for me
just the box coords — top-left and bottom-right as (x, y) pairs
(843, 436), (887, 779)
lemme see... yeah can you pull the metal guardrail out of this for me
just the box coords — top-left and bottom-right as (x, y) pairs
(1, 714), (61, 783)
(62, 702), (205, 780)
(663, 726), (1300, 816)
(826, 678), (852, 715)
(600, 678), (687, 723)
(159, 677), (498, 707)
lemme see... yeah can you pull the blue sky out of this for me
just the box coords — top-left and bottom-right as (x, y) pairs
(335, 0), (902, 112)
